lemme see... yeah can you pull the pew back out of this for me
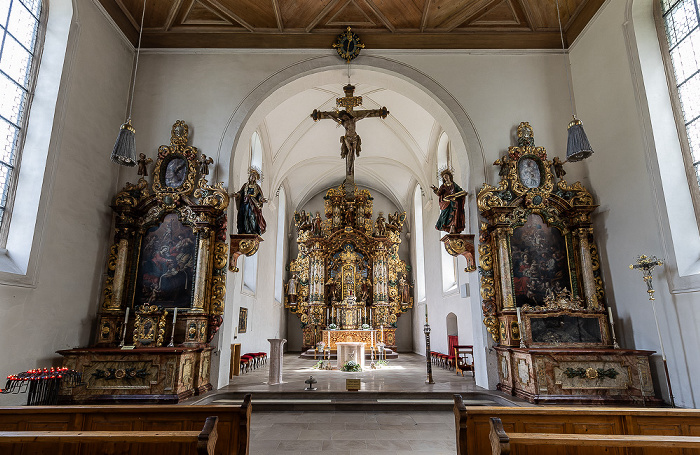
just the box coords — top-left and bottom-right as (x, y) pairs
(0, 394), (251, 455)
(454, 394), (700, 455)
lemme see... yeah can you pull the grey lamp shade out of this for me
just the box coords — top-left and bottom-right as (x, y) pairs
(566, 116), (593, 162)
(110, 120), (136, 166)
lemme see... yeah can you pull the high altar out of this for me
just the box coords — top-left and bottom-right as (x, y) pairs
(285, 184), (413, 351)
(477, 123), (660, 405)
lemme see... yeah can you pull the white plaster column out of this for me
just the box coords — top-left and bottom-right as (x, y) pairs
(268, 338), (287, 385)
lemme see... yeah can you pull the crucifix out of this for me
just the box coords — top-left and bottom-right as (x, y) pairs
(311, 84), (389, 198)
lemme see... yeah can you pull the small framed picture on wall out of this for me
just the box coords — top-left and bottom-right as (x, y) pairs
(238, 307), (248, 333)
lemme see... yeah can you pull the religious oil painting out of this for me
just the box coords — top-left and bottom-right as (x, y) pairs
(164, 156), (188, 188)
(134, 213), (196, 308)
(238, 307), (248, 333)
(511, 213), (570, 307)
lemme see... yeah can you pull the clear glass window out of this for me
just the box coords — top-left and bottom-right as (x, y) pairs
(661, 0), (700, 187)
(0, 0), (43, 232)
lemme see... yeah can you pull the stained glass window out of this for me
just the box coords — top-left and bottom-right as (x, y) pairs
(0, 0), (42, 231)
(661, 0), (700, 187)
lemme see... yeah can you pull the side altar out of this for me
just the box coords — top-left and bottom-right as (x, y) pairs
(285, 184), (412, 352)
(58, 121), (229, 403)
(478, 123), (660, 405)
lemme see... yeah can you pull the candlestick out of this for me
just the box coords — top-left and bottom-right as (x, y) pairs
(168, 308), (177, 347)
(425, 302), (428, 324)
(119, 307), (130, 347)
(516, 307), (525, 348)
(607, 307), (620, 349)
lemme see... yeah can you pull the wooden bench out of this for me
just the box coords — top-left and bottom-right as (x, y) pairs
(453, 394), (700, 455)
(0, 416), (218, 454)
(0, 393), (251, 455)
(489, 416), (700, 454)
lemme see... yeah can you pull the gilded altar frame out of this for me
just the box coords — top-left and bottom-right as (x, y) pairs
(477, 123), (607, 347)
(95, 121), (229, 348)
(285, 184), (413, 349)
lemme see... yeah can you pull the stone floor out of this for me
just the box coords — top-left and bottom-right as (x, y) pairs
(249, 410), (457, 454)
(193, 352), (528, 454)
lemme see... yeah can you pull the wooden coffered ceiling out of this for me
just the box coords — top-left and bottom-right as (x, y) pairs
(98, 0), (606, 50)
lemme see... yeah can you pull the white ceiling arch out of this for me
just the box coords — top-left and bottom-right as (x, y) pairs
(222, 56), (486, 216)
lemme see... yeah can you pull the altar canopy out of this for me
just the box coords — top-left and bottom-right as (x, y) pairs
(285, 185), (412, 350)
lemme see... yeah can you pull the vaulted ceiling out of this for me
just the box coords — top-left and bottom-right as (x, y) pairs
(99, 0), (605, 49)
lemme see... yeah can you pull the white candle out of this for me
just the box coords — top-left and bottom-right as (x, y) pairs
(172, 307), (177, 325)
(516, 307), (522, 326)
(381, 325), (384, 342)
(371, 330), (374, 347)
(122, 307), (130, 342)
(608, 306), (614, 324)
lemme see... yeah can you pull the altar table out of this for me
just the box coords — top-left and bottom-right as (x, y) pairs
(322, 329), (378, 350)
(336, 342), (365, 370)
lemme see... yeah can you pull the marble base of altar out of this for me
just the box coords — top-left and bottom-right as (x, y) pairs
(336, 342), (365, 370)
(57, 346), (212, 403)
(495, 346), (663, 405)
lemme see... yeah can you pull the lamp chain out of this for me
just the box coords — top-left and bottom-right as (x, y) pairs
(555, 0), (576, 118)
(126, 0), (147, 122)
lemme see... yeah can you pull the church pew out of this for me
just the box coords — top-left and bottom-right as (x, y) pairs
(453, 394), (700, 455)
(489, 416), (700, 454)
(0, 393), (251, 455)
(0, 416), (218, 454)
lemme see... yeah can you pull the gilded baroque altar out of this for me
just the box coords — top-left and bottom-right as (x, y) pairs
(59, 121), (229, 403)
(286, 184), (412, 350)
(477, 123), (660, 405)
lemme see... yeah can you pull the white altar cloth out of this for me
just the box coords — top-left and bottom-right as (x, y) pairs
(336, 341), (365, 370)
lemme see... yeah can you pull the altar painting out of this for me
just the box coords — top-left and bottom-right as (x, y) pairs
(134, 213), (196, 308)
(511, 213), (570, 307)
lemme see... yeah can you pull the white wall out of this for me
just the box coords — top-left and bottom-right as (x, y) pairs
(128, 46), (575, 389)
(570, 0), (699, 407)
(0, 0), (133, 397)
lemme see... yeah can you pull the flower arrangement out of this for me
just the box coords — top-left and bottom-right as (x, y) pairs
(361, 324), (371, 330)
(341, 360), (362, 372)
(327, 323), (338, 330)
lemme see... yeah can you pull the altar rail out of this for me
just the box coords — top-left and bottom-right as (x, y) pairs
(454, 394), (700, 455)
(0, 394), (251, 455)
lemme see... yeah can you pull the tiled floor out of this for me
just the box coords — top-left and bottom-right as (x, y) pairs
(194, 353), (526, 453)
(249, 410), (457, 454)
(211, 352), (483, 394)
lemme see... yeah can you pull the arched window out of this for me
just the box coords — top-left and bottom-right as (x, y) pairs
(0, 0), (44, 239)
(243, 131), (264, 294)
(274, 186), (286, 302)
(437, 132), (457, 291)
(659, 0), (700, 212)
(413, 184), (426, 301)
(250, 130), (262, 171)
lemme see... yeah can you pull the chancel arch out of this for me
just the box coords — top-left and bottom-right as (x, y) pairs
(214, 57), (493, 389)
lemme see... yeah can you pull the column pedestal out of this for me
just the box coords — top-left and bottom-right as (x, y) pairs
(268, 338), (287, 385)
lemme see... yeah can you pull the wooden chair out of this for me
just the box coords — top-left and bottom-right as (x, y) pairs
(454, 345), (474, 377)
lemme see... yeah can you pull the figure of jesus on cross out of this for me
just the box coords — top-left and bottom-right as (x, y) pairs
(311, 84), (389, 192)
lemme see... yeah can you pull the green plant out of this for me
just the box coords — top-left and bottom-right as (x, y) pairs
(341, 360), (362, 372)
(361, 324), (370, 330)
(327, 323), (338, 330)
(376, 360), (388, 366)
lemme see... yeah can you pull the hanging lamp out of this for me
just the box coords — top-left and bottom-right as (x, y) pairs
(110, 0), (147, 166)
(555, 0), (593, 162)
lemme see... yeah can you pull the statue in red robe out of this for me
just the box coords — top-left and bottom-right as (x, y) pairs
(431, 169), (467, 234)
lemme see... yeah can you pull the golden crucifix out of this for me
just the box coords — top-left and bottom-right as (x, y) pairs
(311, 84), (389, 190)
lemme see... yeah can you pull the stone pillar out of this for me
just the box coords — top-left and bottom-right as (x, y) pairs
(577, 228), (601, 310)
(497, 228), (515, 309)
(267, 338), (287, 385)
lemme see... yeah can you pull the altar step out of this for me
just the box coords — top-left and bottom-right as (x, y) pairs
(191, 391), (526, 411)
(299, 348), (399, 360)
